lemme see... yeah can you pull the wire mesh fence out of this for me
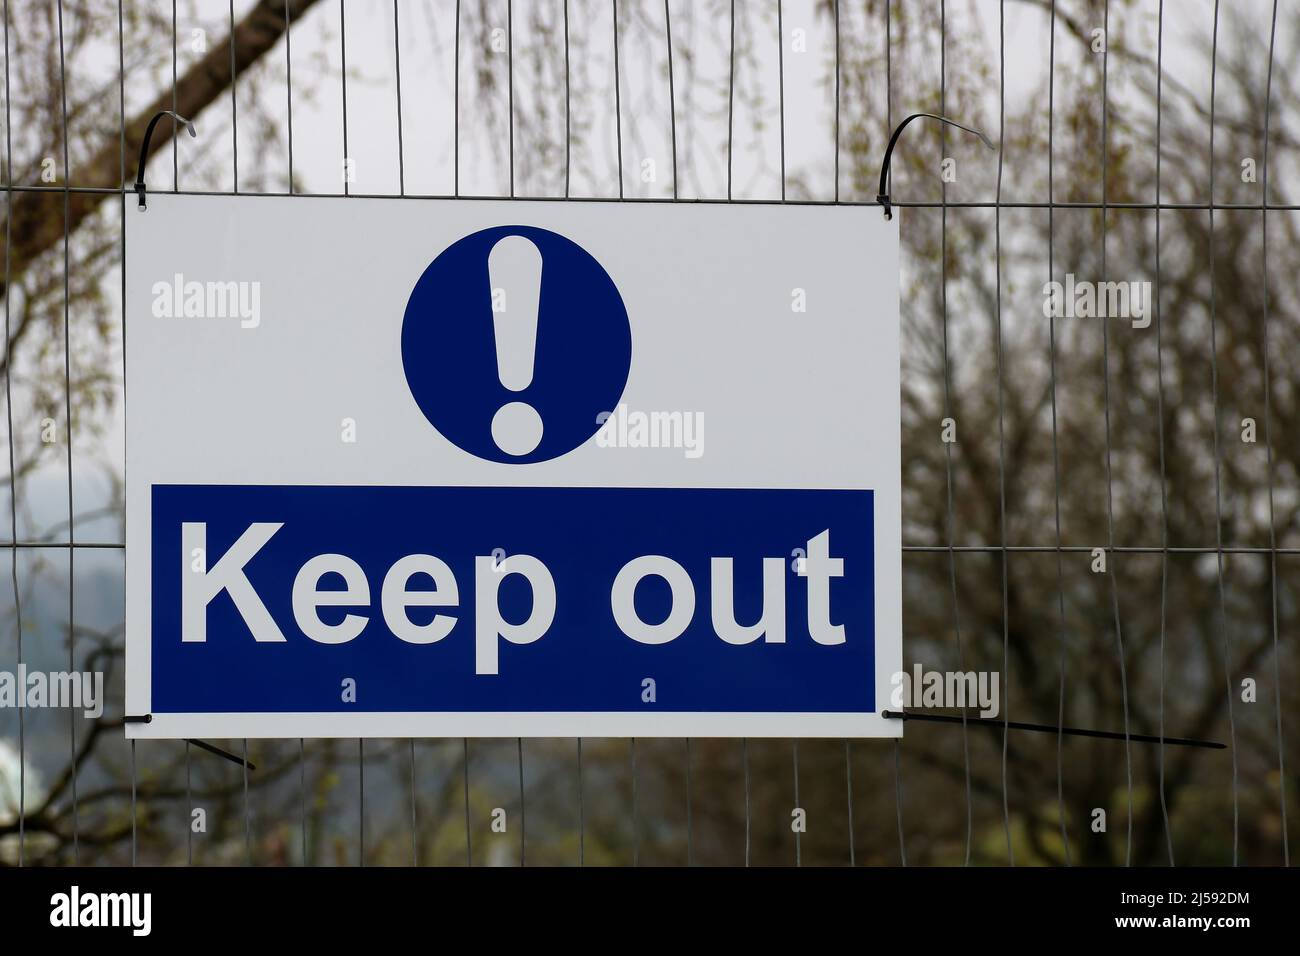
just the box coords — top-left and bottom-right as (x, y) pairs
(0, 0), (1297, 866)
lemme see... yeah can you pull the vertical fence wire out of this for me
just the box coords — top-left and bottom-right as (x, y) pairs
(1153, 0), (1175, 868)
(727, 0), (734, 204)
(994, 0), (1012, 868)
(340, 0), (349, 196)
(664, 0), (677, 198)
(742, 736), (750, 866)
(1098, 0), (1135, 867)
(508, 0), (514, 198)
(54, 0), (78, 864)
(244, 738), (251, 864)
(358, 738), (364, 865)
(844, 739), (854, 866)
(776, 0), (784, 200)
(1204, 0), (1241, 866)
(394, 0), (405, 195)
(577, 737), (584, 866)
(2, 0), (18, 870)
(230, 0), (238, 191)
(612, 0), (622, 199)
(893, 738), (905, 865)
(119, 0), (129, 862)
(1260, 0), (1289, 869)
(453, 0), (460, 196)
(130, 740), (136, 865)
(938, 0), (973, 868)
(832, 0), (838, 203)
(685, 738), (693, 865)
(463, 737), (472, 866)
(1046, 0), (1073, 868)
(409, 740), (417, 865)
(286, 0), (294, 188)
(563, 0), (570, 196)
(300, 738), (307, 865)
(630, 735), (638, 866)
(792, 739), (800, 866)
(517, 736), (525, 866)
(172, 1), (178, 187)
(186, 740), (193, 864)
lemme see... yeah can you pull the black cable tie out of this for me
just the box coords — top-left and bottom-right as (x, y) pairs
(134, 110), (196, 210)
(876, 113), (995, 220)
(186, 738), (257, 771)
(123, 713), (153, 724)
(880, 709), (1223, 750)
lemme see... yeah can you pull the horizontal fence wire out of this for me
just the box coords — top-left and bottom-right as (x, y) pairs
(12, 181), (1300, 209)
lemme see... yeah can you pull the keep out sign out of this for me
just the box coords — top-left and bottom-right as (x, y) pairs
(125, 196), (900, 739)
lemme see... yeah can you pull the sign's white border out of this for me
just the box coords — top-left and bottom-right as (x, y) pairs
(124, 194), (901, 739)
(133, 712), (900, 738)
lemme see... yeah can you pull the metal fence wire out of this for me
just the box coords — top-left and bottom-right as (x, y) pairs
(0, 0), (1297, 866)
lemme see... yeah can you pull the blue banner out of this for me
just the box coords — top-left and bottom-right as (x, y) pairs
(151, 484), (875, 715)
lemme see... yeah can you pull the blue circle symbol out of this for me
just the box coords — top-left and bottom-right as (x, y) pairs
(401, 225), (632, 464)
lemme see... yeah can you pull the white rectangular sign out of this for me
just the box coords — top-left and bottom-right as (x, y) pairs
(125, 194), (900, 739)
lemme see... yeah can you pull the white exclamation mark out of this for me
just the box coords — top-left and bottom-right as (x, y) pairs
(488, 235), (545, 456)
